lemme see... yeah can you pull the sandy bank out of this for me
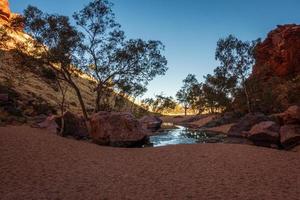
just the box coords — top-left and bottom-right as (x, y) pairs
(0, 126), (299, 200)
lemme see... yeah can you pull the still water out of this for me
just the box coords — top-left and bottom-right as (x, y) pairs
(149, 124), (225, 147)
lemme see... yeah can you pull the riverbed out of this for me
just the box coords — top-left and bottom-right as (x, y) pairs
(149, 124), (226, 147)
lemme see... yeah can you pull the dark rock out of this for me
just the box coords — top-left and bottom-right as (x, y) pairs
(248, 121), (280, 147)
(228, 113), (270, 137)
(280, 125), (300, 149)
(36, 112), (89, 138)
(32, 114), (48, 123)
(55, 111), (89, 139)
(203, 112), (242, 128)
(271, 105), (300, 125)
(223, 137), (254, 145)
(90, 112), (149, 147)
(0, 93), (9, 104)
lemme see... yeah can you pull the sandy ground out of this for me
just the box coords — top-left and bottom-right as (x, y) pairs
(1, 126), (300, 200)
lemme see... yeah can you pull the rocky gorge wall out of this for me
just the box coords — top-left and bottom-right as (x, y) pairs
(248, 24), (300, 113)
(0, 0), (11, 24)
(253, 24), (300, 77)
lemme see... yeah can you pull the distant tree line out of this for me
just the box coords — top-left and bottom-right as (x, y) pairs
(142, 35), (260, 115)
(174, 35), (260, 115)
(141, 94), (176, 114)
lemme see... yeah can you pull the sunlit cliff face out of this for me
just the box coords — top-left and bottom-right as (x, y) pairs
(253, 24), (300, 77)
(0, 0), (11, 21)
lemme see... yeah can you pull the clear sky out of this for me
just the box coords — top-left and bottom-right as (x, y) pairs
(9, 0), (300, 99)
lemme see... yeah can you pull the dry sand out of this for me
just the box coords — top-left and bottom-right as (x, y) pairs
(0, 126), (300, 200)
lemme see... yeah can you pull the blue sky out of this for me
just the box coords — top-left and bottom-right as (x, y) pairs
(10, 0), (300, 99)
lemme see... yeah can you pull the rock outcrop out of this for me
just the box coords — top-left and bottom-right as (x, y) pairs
(248, 24), (300, 113)
(90, 112), (149, 147)
(139, 115), (162, 132)
(279, 105), (300, 124)
(253, 24), (300, 77)
(228, 113), (270, 137)
(0, 1), (24, 30)
(227, 106), (300, 149)
(280, 125), (300, 149)
(55, 111), (89, 138)
(37, 115), (58, 134)
(36, 111), (89, 138)
(248, 121), (280, 147)
(0, 0), (11, 22)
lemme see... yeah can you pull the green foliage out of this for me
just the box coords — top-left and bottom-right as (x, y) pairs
(215, 35), (260, 113)
(41, 67), (57, 80)
(247, 73), (300, 114)
(142, 94), (176, 114)
(176, 74), (203, 115)
(73, 0), (168, 111)
(174, 35), (260, 114)
(202, 66), (237, 112)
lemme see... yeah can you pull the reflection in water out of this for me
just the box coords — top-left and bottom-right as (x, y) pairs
(150, 124), (224, 147)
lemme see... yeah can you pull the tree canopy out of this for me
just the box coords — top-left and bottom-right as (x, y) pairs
(73, 0), (168, 111)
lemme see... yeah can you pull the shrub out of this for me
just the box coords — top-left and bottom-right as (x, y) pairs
(41, 67), (57, 80)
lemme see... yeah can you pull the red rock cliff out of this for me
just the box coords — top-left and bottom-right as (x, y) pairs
(0, 0), (11, 22)
(0, 0), (23, 30)
(253, 24), (300, 77)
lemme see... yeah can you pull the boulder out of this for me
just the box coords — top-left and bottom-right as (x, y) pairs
(36, 115), (58, 134)
(280, 105), (300, 125)
(280, 125), (300, 149)
(55, 111), (89, 139)
(90, 112), (149, 147)
(228, 113), (270, 137)
(202, 112), (242, 128)
(139, 115), (162, 132)
(248, 121), (280, 147)
(36, 111), (89, 138)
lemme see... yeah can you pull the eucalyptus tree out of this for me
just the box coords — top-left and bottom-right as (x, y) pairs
(142, 94), (176, 114)
(202, 66), (237, 113)
(73, 0), (168, 112)
(215, 35), (260, 113)
(176, 74), (199, 115)
(23, 6), (88, 119)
